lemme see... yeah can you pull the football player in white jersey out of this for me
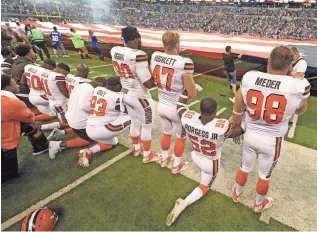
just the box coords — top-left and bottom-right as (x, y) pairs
(47, 64), (90, 139)
(232, 46), (310, 212)
(83, 77), (132, 166)
(40, 63), (70, 131)
(21, 60), (57, 121)
(166, 94), (244, 226)
(48, 77), (110, 160)
(110, 26), (159, 163)
(150, 31), (197, 174)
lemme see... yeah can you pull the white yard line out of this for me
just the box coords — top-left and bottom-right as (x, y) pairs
(188, 100), (200, 108)
(70, 64), (112, 72)
(1, 148), (132, 230)
(216, 107), (227, 116)
(288, 114), (298, 138)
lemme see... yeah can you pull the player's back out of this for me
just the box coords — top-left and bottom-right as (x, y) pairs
(41, 71), (67, 102)
(24, 64), (48, 96)
(87, 87), (121, 127)
(181, 110), (232, 160)
(110, 46), (150, 97)
(151, 51), (194, 106)
(241, 71), (310, 137)
(51, 31), (61, 43)
(65, 74), (88, 94)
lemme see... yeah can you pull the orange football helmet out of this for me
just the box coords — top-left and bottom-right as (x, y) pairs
(21, 207), (58, 232)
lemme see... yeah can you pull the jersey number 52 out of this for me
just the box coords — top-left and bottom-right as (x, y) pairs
(246, 89), (287, 124)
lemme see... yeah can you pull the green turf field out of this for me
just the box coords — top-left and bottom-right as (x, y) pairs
(2, 49), (315, 231)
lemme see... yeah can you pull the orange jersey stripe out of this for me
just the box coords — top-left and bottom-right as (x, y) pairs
(224, 123), (233, 137)
(106, 124), (123, 132)
(274, 137), (282, 161)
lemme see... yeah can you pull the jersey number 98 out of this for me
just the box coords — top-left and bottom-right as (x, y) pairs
(246, 89), (287, 125)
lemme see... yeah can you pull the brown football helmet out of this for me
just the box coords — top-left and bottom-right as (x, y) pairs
(21, 207), (58, 231)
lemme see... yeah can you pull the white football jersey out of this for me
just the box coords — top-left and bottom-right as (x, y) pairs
(292, 58), (307, 74)
(87, 87), (121, 127)
(65, 74), (89, 95)
(241, 71), (310, 137)
(110, 46), (151, 98)
(151, 51), (194, 106)
(181, 110), (232, 160)
(66, 83), (94, 129)
(24, 64), (47, 96)
(40, 70), (67, 102)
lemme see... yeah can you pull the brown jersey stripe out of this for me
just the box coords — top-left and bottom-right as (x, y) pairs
(40, 95), (48, 100)
(139, 99), (149, 108)
(274, 137), (282, 161)
(136, 55), (148, 62)
(105, 123), (123, 132)
(55, 76), (66, 81)
(213, 159), (219, 176)
(303, 85), (311, 95)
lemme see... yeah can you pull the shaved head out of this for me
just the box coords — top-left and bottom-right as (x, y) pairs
(200, 97), (217, 115)
(77, 64), (89, 79)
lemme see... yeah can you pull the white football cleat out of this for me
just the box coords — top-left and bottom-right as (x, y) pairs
(166, 198), (187, 226)
(47, 128), (66, 141)
(172, 161), (190, 174)
(253, 197), (273, 213)
(49, 141), (64, 159)
(229, 97), (236, 103)
(143, 153), (161, 164)
(78, 149), (93, 168)
(160, 156), (172, 168)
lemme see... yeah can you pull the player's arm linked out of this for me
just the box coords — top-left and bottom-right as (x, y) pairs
(232, 89), (246, 126)
(182, 73), (197, 99)
(57, 81), (69, 98)
(177, 90), (189, 118)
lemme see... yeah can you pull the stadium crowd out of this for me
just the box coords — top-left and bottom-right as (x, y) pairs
(1, 0), (317, 40)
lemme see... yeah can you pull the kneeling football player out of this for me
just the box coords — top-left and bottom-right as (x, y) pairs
(48, 77), (111, 160)
(166, 92), (244, 226)
(81, 77), (131, 167)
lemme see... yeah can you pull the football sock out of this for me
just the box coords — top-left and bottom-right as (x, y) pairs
(174, 138), (186, 166)
(89, 143), (113, 154)
(235, 169), (249, 194)
(80, 54), (84, 58)
(65, 138), (90, 148)
(161, 133), (171, 160)
(65, 128), (75, 135)
(53, 49), (58, 55)
(41, 122), (61, 131)
(173, 157), (181, 167)
(35, 114), (56, 121)
(255, 178), (270, 205)
(185, 184), (209, 206)
(141, 140), (151, 157)
(132, 136), (141, 151)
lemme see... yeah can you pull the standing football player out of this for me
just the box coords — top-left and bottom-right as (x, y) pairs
(50, 27), (69, 58)
(231, 46), (310, 212)
(166, 94), (243, 226)
(150, 31), (197, 174)
(110, 26), (159, 163)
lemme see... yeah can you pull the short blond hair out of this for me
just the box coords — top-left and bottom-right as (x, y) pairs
(290, 47), (299, 55)
(162, 32), (180, 50)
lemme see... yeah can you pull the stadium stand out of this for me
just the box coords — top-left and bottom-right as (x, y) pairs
(1, 0), (317, 40)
